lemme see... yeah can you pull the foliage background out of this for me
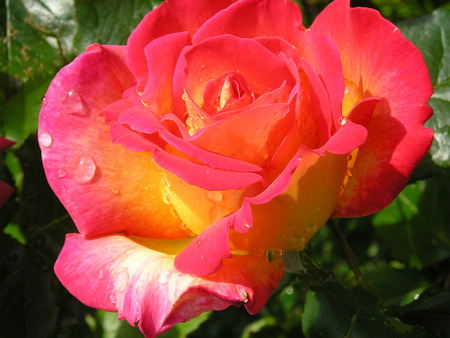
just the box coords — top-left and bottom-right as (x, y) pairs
(0, 0), (449, 337)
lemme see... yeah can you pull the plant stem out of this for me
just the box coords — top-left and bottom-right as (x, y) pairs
(327, 219), (363, 282)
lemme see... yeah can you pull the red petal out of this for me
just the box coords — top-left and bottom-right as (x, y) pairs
(312, 0), (434, 216)
(126, 0), (237, 92)
(193, 0), (304, 44)
(184, 35), (294, 108)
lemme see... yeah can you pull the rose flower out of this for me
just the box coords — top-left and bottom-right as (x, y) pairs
(38, 0), (433, 336)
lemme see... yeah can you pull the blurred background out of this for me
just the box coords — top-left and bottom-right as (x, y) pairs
(0, 0), (449, 337)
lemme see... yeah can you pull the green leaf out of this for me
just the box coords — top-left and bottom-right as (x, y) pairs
(373, 173), (450, 268)
(390, 289), (450, 337)
(398, 7), (450, 168)
(4, 0), (66, 79)
(73, 0), (162, 53)
(364, 266), (430, 307)
(2, 79), (50, 145)
(301, 279), (421, 338)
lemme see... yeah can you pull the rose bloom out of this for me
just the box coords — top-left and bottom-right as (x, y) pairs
(39, 0), (433, 336)
(0, 137), (15, 207)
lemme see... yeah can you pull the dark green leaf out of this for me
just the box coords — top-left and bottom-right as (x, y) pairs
(390, 289), (450, 337)
(373, 173), (450, 268)
(301, 279), (421, 338)
(2, 79), (50, 145)
(73, 0), (162, 53)
(5, 0), (65, 79)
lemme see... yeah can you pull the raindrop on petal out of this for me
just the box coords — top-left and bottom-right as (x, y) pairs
(196, 239), (202, 247)
(38, 132), (53, 148)
(338, 116), (347, 126)
(109, 294), (116, 305)
(73, 155), (96, 184)
(114, 268), (129, 293)
(57, 169), (67, 178)
(62, 89), (87, 116)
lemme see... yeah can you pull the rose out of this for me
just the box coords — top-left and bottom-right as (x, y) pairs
(0, 137), (15, 207)
(38, 0), (433, 336)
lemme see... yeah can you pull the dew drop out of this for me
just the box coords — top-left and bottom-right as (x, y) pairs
(196, 239), (202, 247)
(338, 116), (347, 125)
(346, 168), (354, 177)
(38, 132), (53, 148)
(114, 268), (129, 293)
(198, 77), (203, 83)
(57, 168), (67, 178)
(41, 96), (48, 107)
(109, 294), (116, 305)
(72, 155), (96, 184)
(200, 64), (206, 69)
(112, 189), (120, 195)
(205, 191), (223, 204)
(347, 154), (353, 161)
(98, 269), (103, 279)
(62, 90), (86, 116)
(180, 223), (188, 231)
(200, 254), (204, 260)
(162, 190), (171, 205)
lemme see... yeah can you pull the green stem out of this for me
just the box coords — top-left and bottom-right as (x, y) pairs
(327, 219), (363, 282)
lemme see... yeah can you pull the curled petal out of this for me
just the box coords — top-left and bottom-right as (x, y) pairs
(55, 233), (283, 337)
(312, 0), (434, 216)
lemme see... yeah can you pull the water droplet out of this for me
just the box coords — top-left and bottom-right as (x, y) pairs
(114, 268), (129, 293)
(41, 96), (48, 107)
(198, 77), (203, 82)
(196, 239), (202, 247)
(205, 191), (223, 204)
(109, 294), (116, 305)
(180, 223), (188, 231)
(286, 286), (294, 295)
(73, 155), (96, 184)
(98, 269), (103, 279)
(346, 168), (354, 177)
(112, 189), (120, 195)
(62, 90), (86, 116)
(38, 132), (53, 148)
(200, 64), (206, 69)
(162, 190), (171, 205)
(57, 169), (67, 178)
(338, 116), (347, 125)
(200, 254), (204, 260)
(347, 154), (353, 161)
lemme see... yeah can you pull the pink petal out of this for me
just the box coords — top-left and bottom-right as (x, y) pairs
(141, 31), (191, 114)
(312, 0), (434, 216)
(152, 148), (264, 191)
(55, 233), (283, 337)
(39, 47), (188, 239)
